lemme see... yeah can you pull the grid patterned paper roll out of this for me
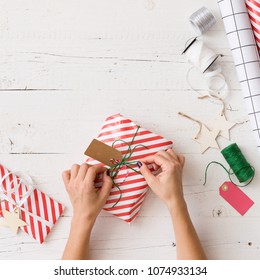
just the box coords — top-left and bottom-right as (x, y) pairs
(218, 0), (260, 153)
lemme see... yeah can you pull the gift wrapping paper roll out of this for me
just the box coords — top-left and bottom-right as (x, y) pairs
(246, 0), (260, 52)
(218, 0), (260, 154)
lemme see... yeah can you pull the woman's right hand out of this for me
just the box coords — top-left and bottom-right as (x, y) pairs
(137, 149), (185, 210)
(138, 149), (207, 260)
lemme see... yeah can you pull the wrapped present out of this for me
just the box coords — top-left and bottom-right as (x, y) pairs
(86, 114), (173, 223)
(0, 164), (64, 243)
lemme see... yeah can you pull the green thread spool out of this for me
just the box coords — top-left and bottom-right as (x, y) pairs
(204, 143), (255, 186)
(221, 143), (254, 183)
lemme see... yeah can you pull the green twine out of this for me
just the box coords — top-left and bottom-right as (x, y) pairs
(109, 126), (148, 207)
(204, 143), (255, 187)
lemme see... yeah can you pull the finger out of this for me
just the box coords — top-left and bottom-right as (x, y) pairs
(99, 170), (113, 200)
(137, 162), (158, 189)
(156, 150), (179, 163)
(177, 155), (185, 168)
(141, 154), (170, 168)
(71, 164), (80, 178)
(85, 165), (107, 183)
(77, 163), (91, 180)
(62, 170), (71, 187)
(140, 154), (157, 165)
(140, 155), (160, 171)
(152, 163), (161, 171)
(157, 150), (173, 160)
(166, 148), (179, 160)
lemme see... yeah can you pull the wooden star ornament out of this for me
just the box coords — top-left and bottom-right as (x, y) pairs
(178, 112), (220, 154)
(198, 95), (236, 140)
(193, 124), (220, 153)
(0, 209), (27, 234)
(207, 114), (236, 140)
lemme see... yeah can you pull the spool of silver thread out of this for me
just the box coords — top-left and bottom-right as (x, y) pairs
(189, 7), (216, 35)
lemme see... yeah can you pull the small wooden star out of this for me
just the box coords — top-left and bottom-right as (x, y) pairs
(0, 209), (27, 234)
(207, 114), (236, 140)
(193, 124), (220, 153)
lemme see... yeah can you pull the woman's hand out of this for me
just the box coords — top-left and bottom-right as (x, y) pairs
(138, 150), (206, 260)
(62, 164), (112, 225)
(138, 149), (185, 210)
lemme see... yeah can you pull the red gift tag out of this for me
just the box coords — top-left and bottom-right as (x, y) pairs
(219, 182), (254, 215)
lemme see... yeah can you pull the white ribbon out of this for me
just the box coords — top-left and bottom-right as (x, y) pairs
(204, 64), (228, 99)
(183, 38), (219, 73)
(0, 171), (53, 228)
(0, 171), (34, 208)
(183, 38), (228, 99)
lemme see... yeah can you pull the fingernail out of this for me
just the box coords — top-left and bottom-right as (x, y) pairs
(137, 161), (142, 168)
(106, 170), (110, 176)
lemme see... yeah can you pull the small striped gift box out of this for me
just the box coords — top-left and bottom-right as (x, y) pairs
(0, 164), (64, 243)
(86, 114), (173, 223)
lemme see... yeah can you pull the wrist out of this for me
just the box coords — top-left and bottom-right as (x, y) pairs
(166, 197), (187, 216)
(71, 214), (96, 233)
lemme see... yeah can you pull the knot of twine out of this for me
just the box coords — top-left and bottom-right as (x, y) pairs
(109, 126), (148, 207)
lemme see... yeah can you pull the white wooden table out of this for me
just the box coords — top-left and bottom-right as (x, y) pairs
(0, 0), (260, 260)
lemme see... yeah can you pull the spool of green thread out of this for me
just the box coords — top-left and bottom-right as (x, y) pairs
(203, 143), (255, 186)
(221, 143), (254, 183)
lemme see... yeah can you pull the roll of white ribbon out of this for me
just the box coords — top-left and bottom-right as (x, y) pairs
(189, 6), (216, 35)
(183, 38), (228, 98)
(183, 38), (219, 73)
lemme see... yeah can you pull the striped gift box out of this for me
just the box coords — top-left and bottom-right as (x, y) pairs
(86, 114), (173, 223)
(0, 164), (64, 243)
(246, 0), (260, 51)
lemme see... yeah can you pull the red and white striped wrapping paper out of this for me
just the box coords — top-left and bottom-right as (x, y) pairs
(86, 114), (173, 223)
(246, 0), (260, 51)
(0, 164), (64, 243)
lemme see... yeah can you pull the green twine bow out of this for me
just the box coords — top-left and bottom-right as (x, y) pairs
(109, 126), (148, 207)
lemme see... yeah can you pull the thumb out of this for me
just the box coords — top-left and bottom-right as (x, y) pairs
(138, 161), (157, 188)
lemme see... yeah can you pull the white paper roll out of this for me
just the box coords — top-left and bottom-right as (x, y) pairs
(218, 0), (260, 154)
